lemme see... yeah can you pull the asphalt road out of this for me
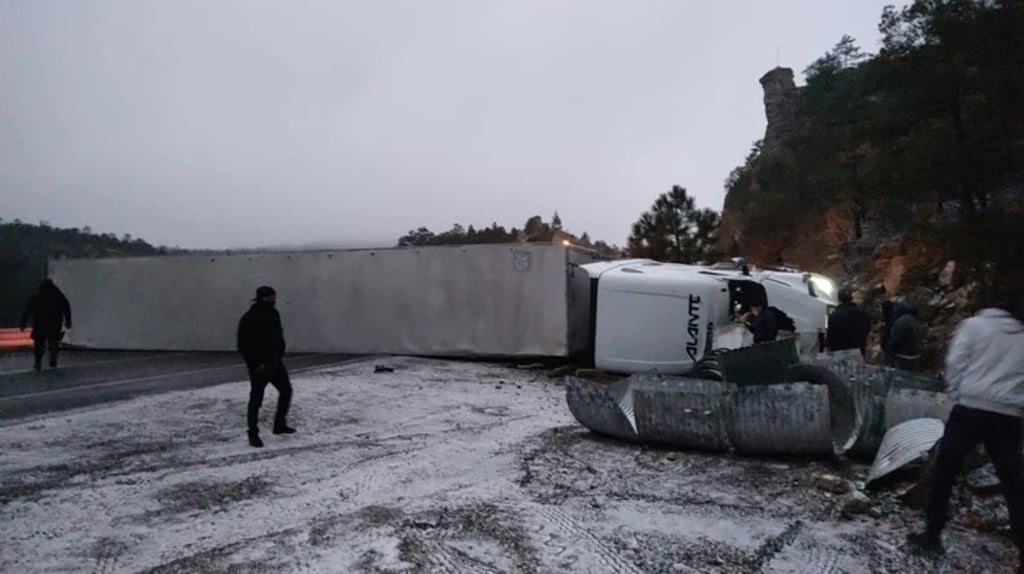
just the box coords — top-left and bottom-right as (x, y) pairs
(0, 350), (361, 421)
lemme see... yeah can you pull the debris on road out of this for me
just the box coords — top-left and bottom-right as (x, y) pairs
(842, 490), (874, 517)
(548, 364), (577, 378)
(810, 472), (852, 495)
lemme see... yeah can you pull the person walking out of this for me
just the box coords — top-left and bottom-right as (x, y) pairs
(20, 278), (72, 371)
(907, 288), (1024, 572)
(237, 285), (295, 448)
(825, 288), (872, 355)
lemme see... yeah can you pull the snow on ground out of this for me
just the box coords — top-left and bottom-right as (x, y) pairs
(0, 357), (1015, 573)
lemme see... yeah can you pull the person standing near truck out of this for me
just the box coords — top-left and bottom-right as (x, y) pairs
(907, 287), (1024, 572)
(20, 278), (72, 371)
(825, 288), (872, 355)
(237, 285), (295, 448)
(886, 304), (924, 370)
(743, 302), (779, 344)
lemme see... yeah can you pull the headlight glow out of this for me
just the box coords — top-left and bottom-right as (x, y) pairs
(810, 276), (836, 299)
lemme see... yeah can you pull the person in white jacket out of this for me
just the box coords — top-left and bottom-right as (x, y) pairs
(907, 290), (1024, 571)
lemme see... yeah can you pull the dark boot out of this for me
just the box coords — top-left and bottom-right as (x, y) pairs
(248, 432), (264, 448)
(906, 531), (944, 557)
(33, 360), (42, 372)
(273, 424), (296, 435)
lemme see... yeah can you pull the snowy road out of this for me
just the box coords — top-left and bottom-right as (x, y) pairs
(0, 358), (1014, 573)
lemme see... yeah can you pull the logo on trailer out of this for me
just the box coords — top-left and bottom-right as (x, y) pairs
(686, 294), (701, 362)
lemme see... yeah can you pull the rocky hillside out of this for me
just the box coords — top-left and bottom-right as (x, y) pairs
(718, 1), (1024, 369)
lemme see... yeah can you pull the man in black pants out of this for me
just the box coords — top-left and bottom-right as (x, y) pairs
(20, 278), (72, 371)
(907, 288), (1024, 572)
(237, 286), (295, 448)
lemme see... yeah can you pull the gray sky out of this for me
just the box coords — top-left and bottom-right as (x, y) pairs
(1, 1), (899, 250)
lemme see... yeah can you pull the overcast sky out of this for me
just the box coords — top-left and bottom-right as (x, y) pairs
(1, 1), (899, 250)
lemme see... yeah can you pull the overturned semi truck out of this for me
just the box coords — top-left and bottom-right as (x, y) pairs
(49, 244), (839, 370)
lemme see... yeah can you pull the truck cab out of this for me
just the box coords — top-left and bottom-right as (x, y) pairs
(578, 259), (838, 374)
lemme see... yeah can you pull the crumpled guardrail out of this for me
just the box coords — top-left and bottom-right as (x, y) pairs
(566, 343), (948, 459)
(867, 418), (945, 484)
(809, 350), (947, 458)
(566, 374), (857, 457)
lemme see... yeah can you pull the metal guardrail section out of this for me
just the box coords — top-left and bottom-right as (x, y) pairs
(632, 376), (732, 452)
(867, 418), (945, 484)
(811, 352), (946, 459)
(719, 338), (800, 386)
(567, 350), (946, 458)
(565, 376), (638, 441)
(784, 364), (862, 454)
(730, 383), (834, 456)
(567, 374), (848, 457)
(884, 369), (944, 393)
(885, 388), (953, 428)
(809, 350), (879, 458)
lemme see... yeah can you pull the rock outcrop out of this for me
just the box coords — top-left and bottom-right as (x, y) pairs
(759, 67), (802, 158)
(720, 67), (937, 291)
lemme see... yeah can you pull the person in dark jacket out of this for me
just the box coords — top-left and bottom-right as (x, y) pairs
(20, 278), (72, 371)
(744, 302), (779, 344)
(886, 304), (923, 370)
(907, 287), (1024, 572)
(237, 285), (294, 448)
(825, 288), (872, 355)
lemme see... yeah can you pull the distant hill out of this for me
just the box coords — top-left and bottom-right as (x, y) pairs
(0, 219), (175, 327)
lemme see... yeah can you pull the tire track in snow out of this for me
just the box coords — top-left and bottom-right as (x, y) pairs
(418, 538), (501, 574)
(761, 528), (844, 574)
(521, 501), (644, 574)
(90, 538), (125, 574)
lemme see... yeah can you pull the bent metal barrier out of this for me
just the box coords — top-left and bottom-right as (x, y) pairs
(566, 374), (859, 457)
(809, 350), (947, 458)
(566, 347), (947, 458)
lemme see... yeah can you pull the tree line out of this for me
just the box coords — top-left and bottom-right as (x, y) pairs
(0, 219), (178, 327)
(396, 193), (725, 264)
(396, 213), (622, 259)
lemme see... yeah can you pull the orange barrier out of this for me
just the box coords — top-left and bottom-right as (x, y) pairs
(0, 329), (33, 349)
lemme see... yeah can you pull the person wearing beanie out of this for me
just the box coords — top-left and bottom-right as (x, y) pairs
(236, 285), (295, 447)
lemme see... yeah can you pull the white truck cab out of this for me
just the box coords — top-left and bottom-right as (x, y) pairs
(579, 259), (839, 375)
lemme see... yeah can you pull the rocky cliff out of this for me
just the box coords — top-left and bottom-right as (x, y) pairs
(718, 67), (977, 370)
(720, 67), (944, 290)
(720, 3), (1024, 372)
